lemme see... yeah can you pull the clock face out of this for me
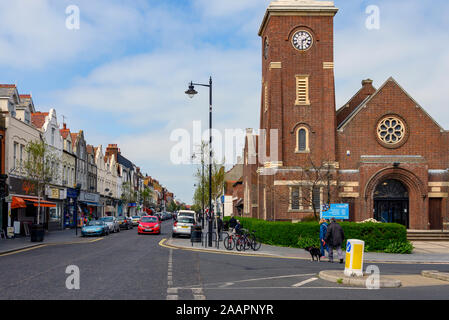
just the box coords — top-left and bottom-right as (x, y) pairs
(292, 31), (313, 51)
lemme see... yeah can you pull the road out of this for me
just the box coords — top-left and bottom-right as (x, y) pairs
(1, 219), (449, 300)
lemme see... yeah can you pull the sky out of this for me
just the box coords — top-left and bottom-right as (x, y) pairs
(1, 0), (448, 204)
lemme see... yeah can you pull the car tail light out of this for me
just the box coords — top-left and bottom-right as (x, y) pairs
(174, 221), (177, 227)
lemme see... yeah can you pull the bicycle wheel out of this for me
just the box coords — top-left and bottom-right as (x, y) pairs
(223, 235), (235, 250)
(235, 237), (244, 251)
(250, 234), (261, 251)
(243, 236), (251, 251)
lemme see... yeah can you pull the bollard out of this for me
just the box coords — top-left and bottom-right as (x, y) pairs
(344, 239), (365, 277)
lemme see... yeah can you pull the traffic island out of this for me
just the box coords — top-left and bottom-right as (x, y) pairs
(421, 270), (449, 282)
(319, 270), (402, 288)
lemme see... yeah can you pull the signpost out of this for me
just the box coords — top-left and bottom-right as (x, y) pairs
(320, 203), (349, 220)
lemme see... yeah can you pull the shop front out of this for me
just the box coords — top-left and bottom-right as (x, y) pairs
(78, 191), (101, 223)
(8, 177), (56, 235)
(45, 185), (67, 231)
(64, 188), (78, 228)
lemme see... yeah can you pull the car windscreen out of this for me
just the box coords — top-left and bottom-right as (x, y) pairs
(117, 216), (125, 220)
(140, 217), (157, 223)
(101, 217), (113, 222)
(87, 221), (103, 226)
(178, 217), (195, 224)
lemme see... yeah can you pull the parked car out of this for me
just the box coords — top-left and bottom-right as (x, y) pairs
(100, 216), (120, 233)
(130, 216), (141, 226)
(172, 216), (196, 238)
(117, 216), (133, 230)
(177, 210), (196, 223)
(81, 220), (109, 237)
(138, 216), (161, 235)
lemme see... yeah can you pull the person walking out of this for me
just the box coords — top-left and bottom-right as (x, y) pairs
(324, 218), (345, 263)
(319, 218), (329, 258)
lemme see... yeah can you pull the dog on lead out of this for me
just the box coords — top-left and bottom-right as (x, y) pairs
(305, 246), (321, 262)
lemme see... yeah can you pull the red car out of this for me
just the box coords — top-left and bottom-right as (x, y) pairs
(137, 216), (161, 235)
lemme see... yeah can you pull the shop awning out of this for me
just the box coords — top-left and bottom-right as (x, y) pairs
(11, 196), (27, 209)
(79, 201), (103, 207)
(23, 198), (56, 208)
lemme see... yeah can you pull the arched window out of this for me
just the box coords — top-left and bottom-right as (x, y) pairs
(296, 127), (309, 152)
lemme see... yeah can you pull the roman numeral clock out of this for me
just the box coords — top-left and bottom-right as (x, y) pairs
(292, 30), (313, 51)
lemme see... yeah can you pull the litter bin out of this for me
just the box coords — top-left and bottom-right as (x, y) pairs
(191, 226), (202, 245)
(344, 239), (365, 277)
(31, 224), (45, 242)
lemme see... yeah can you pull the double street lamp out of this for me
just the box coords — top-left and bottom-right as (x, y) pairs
(185, 77), (213, 247)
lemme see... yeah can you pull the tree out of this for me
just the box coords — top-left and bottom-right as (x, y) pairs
(139, 187), (153, 209)
(192, 141), (225, 211)
(274, 155), (340, 221)
(22, 139), (60, 225)
(121, 181), (137, 215)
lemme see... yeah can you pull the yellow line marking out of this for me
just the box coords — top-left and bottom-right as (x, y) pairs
(0, 237), (104, 257)
(0, 244), (48, 257)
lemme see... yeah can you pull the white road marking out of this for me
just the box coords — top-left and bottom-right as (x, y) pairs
(292, 277), (319, 287)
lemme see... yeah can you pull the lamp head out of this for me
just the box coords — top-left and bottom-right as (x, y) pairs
(185, 82), (198, 98)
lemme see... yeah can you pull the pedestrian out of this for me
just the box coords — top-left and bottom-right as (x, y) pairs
(324, 218), (345, 264)
(234, 219), (242, 235)
(319, 218), (329, 258)
(229, 215), (237, 232)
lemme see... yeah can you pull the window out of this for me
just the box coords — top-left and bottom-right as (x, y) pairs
(291, 187), (300, 210)
(312, 187), (321, 210)
(295, 127), (309, 153)
(295, 75), (310, 105)
(20, 145), (24, 168)
(13, 142), (18, 169)
(264, 83), (268, 112)
(376, 116), (407, 147)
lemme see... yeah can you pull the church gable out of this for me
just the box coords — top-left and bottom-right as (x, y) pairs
(336, 77), (449, 169)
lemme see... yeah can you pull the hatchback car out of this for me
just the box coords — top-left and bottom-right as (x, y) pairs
(138, 216), (161, 235)
(100, 216), (120, 233)
(117, 216), (133, 230)
(130, 216), (141, 226)
(172, 216), (196, 238)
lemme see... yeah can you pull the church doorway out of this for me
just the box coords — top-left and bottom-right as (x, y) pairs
(373, 179), (409, 228)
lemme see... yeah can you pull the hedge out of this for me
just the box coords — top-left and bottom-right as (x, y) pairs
(224, 217), (410, 253)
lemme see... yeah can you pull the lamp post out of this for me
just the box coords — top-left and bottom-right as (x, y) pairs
(186, 77), (213, 247)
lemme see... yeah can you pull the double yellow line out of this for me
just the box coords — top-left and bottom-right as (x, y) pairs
(0, 237), (104, 257)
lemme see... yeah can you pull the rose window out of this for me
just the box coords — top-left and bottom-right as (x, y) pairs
(377, 117), (405, 145)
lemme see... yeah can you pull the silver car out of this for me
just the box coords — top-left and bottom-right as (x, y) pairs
(100, 216), (120, 233)
(172, 216), (196, 238)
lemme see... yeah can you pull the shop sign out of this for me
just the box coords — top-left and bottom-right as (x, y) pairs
(9, 177), (38, 196)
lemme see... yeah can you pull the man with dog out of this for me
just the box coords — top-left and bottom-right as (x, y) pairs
(324, 218), (345, 264)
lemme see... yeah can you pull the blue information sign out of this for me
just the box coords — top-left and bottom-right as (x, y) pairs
(320, 204), (349, 220)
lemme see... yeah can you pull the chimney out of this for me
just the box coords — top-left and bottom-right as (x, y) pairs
(361, 79), (376, 97)
(362, 79), (373, 87)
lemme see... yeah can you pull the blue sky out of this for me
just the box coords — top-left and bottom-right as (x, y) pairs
(1, 0), (449, 203)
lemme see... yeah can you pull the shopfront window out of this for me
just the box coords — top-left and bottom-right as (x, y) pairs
(49, 207), (60, 222)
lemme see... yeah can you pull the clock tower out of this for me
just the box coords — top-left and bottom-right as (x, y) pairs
(258, 0), (338, 168)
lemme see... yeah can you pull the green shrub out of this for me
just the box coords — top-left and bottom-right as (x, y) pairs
(384, 240), (414, 254)
(297, 236), (320, 248)
(224, 217), (408, 253)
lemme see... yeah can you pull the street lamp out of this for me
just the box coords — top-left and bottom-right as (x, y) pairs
(185, 77), (213, 247)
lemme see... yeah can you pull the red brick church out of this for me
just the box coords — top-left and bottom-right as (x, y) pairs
(242, 0), (449, 230)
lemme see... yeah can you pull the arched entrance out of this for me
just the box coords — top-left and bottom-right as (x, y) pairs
(373, 179), (409, 228)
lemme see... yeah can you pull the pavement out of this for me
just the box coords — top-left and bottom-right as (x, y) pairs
(0, 228), (96, 256)
(164, 232), (449, 265)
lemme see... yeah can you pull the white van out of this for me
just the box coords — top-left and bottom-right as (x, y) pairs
(177, 210), (196, 222)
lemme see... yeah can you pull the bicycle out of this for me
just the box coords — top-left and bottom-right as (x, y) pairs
(223, 231), (236, 250)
